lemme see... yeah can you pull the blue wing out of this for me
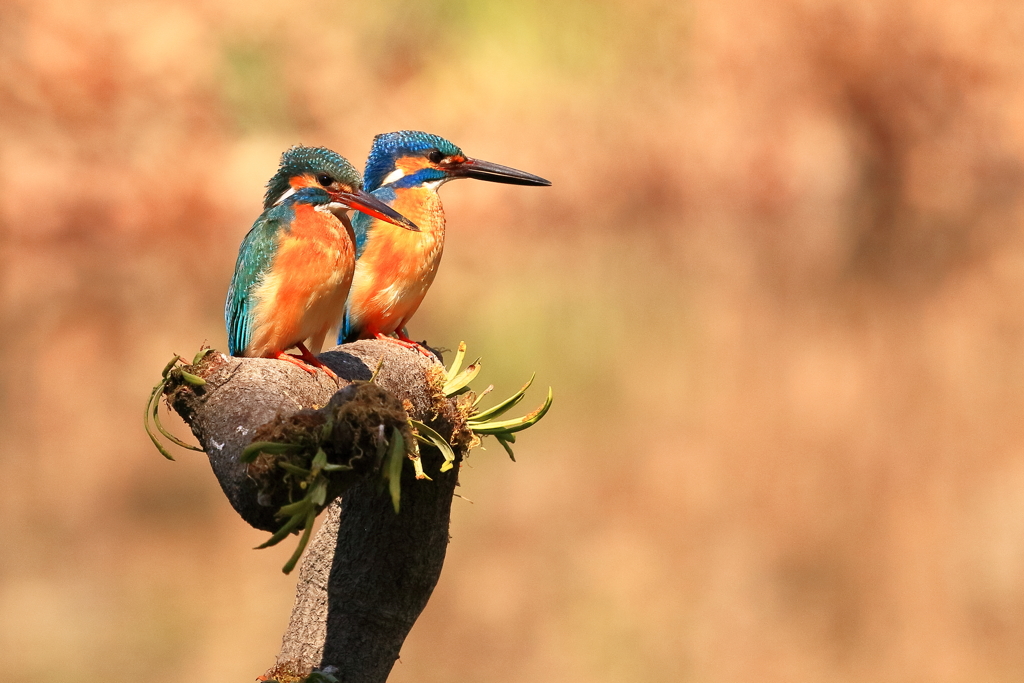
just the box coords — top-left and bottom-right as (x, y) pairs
(225, 209), (288, 356)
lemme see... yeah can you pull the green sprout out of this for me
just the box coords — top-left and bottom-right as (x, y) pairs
(383, 429), (406, 513)
(442, 341), (480, 396)
(241, 375), (413, 573)
(440, 341), (553, 462)
(241, 436), (362, 574)
(409, 419), (455, 473)
(144, 350), (209, 460)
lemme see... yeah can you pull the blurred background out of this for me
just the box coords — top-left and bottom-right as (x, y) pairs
(2, 0), (1024, 680)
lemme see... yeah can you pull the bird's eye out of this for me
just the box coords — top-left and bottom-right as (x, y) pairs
(316, 174), (333, 187)
(427, 150), (445, 164)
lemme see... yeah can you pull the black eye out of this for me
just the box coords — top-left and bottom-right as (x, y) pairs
(427, 150), (445, 163)
(316, 174), (333, 187)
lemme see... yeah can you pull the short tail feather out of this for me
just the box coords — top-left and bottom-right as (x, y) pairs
(337, 308), (361, 345)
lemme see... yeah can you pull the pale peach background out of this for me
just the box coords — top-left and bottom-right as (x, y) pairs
(2, 1), (1024, 681)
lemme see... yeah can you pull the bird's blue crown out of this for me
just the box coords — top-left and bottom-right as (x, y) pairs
(264, 146), (362, 209)
(363, 131), (464, 191)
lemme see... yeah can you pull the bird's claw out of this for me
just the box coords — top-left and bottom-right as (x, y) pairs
(274, 347), (340, 383)
(273, 351), (320, 376)
(293, 343), (341, 383)
(374, 333), (435, 359)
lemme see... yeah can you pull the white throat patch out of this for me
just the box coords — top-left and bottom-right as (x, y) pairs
(323, 202), (350, 220)
(315, 202), (348, 216)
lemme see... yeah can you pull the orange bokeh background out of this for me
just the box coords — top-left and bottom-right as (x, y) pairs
(3, 1), (1024, 680)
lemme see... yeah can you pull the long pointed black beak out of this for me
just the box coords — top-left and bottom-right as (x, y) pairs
(453, 157), (551, 186)
(337, 189), (419, 231)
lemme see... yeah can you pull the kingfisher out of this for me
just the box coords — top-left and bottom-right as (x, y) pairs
(338, 131), (550, 352)
(225, 145), (419, 377)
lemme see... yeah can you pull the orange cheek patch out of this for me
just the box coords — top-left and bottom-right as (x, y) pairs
(289, 174), (318, 190)
(395, 156), (432, 175)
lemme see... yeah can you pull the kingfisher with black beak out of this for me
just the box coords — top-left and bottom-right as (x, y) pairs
(225, 145), (418, 377)
(338, 131), (550, 353)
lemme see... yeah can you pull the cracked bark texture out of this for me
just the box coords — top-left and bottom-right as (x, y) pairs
(164, 339), (465, 683)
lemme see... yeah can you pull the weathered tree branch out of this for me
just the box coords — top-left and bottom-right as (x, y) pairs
(164, 340), (468, 683)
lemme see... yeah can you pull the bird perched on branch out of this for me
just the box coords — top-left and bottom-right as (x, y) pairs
(226, 145), (419, 377)
(339, 131), (550, 353)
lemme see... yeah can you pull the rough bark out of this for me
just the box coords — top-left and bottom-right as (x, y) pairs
(164, 339), (467, 683)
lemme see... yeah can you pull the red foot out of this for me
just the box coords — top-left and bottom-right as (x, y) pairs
(294, 342), (340, 381)
(374, 331), (434, 359)
(273, 351), (318, 376)
(271, 345), (339, 381)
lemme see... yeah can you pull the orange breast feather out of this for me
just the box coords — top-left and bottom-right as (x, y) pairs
(349, 189), (445, 336)
(249, 204), (354, 355)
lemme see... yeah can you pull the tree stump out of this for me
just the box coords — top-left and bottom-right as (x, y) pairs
(163, 339), (468, 683)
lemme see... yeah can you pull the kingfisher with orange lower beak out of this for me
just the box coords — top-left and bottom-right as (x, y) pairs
(338, 131), (550, 352)
(225, 145), (418, 377)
